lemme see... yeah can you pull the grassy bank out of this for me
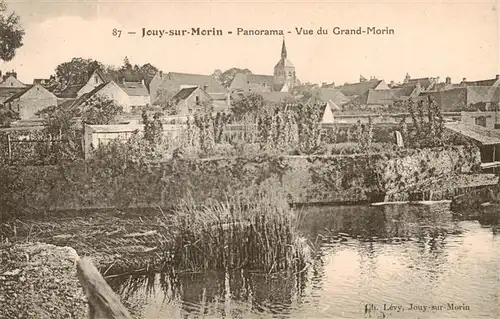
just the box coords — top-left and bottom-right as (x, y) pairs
(1, 187), (311, 276)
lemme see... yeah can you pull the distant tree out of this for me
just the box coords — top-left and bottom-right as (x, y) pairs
(0, 107), (19, 127)
(138, 63), (158, 88)
(0, 1), (24, 62)
(55, 58), (105, 86)
(231, 92), (266, 121)
(212, 67), (252, 88)
(122, 56), (132, 71)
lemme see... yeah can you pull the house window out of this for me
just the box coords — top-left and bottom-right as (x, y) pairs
(195, 96), (200, 105)
(475, 116), (487, 127)
(95, 76), (98, 84)
(203, 85), (208, 91)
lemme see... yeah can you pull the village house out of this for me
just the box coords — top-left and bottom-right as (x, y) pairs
(70, 79), (150, 113)
(3, 83), (58, 120)
(149, 71), (227, 105)
(420, 86), (500, 112)
(336, 76), (390, 98)
(229, 74), (275, 93)
(56, 70), (111, 99)
(230, 39), (298, 93)
(171, 86), (232, 115)
(0, 70), (28, 104)
(349, 89), (399, 108)
(460, 75), (500, 87)
(0, 70), (26, 88)
(318, 88), (349, 111)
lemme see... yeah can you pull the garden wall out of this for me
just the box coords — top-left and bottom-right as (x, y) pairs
(0, 146), (481, 216)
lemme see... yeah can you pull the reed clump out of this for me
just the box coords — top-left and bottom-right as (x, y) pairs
(165, 188), (310, 274)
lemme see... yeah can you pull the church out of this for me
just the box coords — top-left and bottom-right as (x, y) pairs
(229, 38), (298, 93)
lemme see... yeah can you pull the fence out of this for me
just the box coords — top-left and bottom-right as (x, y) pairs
(0, 127), (83, 165)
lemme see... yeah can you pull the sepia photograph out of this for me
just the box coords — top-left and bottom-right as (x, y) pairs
(0, 0), (498, 318)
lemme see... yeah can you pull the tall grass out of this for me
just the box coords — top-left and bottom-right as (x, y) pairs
(165, 187), (310, 274)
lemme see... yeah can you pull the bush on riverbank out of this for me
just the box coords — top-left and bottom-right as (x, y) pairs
(164, 186), (310, 273)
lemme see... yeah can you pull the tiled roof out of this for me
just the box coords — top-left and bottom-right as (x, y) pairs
(404, 78), (434, 89)
(163, 72), (226, 93)
(117, 81), (149, 96)
(230, 73), (274, 93)
(445, 122), (500, 145)
(337, 80), (383, 96)
(391, 86), (417, 98)
(0, 87), (27, 102)
(318, 88), (349, 105)
(172, 87), (199, 101)
(246, 74), (274, 84)
(353, 89), (398, 105)
(57, 84), (85, 98)
(3, 86), (34, 103)
(462, 78), (500, 87)
(70, 82), (109, 108)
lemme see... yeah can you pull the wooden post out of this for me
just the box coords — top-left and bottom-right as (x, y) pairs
(7, 133), (12, 164)
(76, 257), (133, 319)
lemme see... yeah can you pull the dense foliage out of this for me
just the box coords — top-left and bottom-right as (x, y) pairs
(0, 108), (20, 128)
(0, 1), (24, 62)
(404, 96), (445, 147)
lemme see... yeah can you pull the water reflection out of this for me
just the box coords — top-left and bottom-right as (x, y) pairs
(108, 203), (499, 318)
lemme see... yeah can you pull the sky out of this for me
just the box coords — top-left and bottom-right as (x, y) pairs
(1, 0), (499, 86)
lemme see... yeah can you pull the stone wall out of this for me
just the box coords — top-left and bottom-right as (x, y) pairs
(0, 145), (481, 215)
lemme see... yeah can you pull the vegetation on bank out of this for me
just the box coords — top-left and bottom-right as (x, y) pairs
(166, 187), (309, 273)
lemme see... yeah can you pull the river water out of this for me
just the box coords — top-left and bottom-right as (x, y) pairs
(108, 203), (499, 319)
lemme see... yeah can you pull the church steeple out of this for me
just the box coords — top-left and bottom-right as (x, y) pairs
(281, 37), (287, 59)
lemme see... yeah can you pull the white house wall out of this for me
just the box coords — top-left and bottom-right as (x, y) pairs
(95, 82), (131, 112)
(77, 73), (106, 97)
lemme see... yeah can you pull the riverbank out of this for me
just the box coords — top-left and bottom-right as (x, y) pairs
(1, 209), (173, 276)
(0, 145), (481, 217)
(0, 243), (87, 319)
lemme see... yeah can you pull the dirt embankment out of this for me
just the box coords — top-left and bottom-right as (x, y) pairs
(0, 243), (88, 319)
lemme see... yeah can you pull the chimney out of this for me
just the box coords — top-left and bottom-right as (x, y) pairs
(404, 73), (410, 83)
(159, 71), (163, 79)
(496, 74), (500, 80)
(390, 80), (395, 86)
(446, 77), (451, 84)
(462, 77), (467, 83)
(359, 75), (366, 83)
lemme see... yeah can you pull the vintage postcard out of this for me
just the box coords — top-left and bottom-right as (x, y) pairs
(0, 0), (498, 318)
